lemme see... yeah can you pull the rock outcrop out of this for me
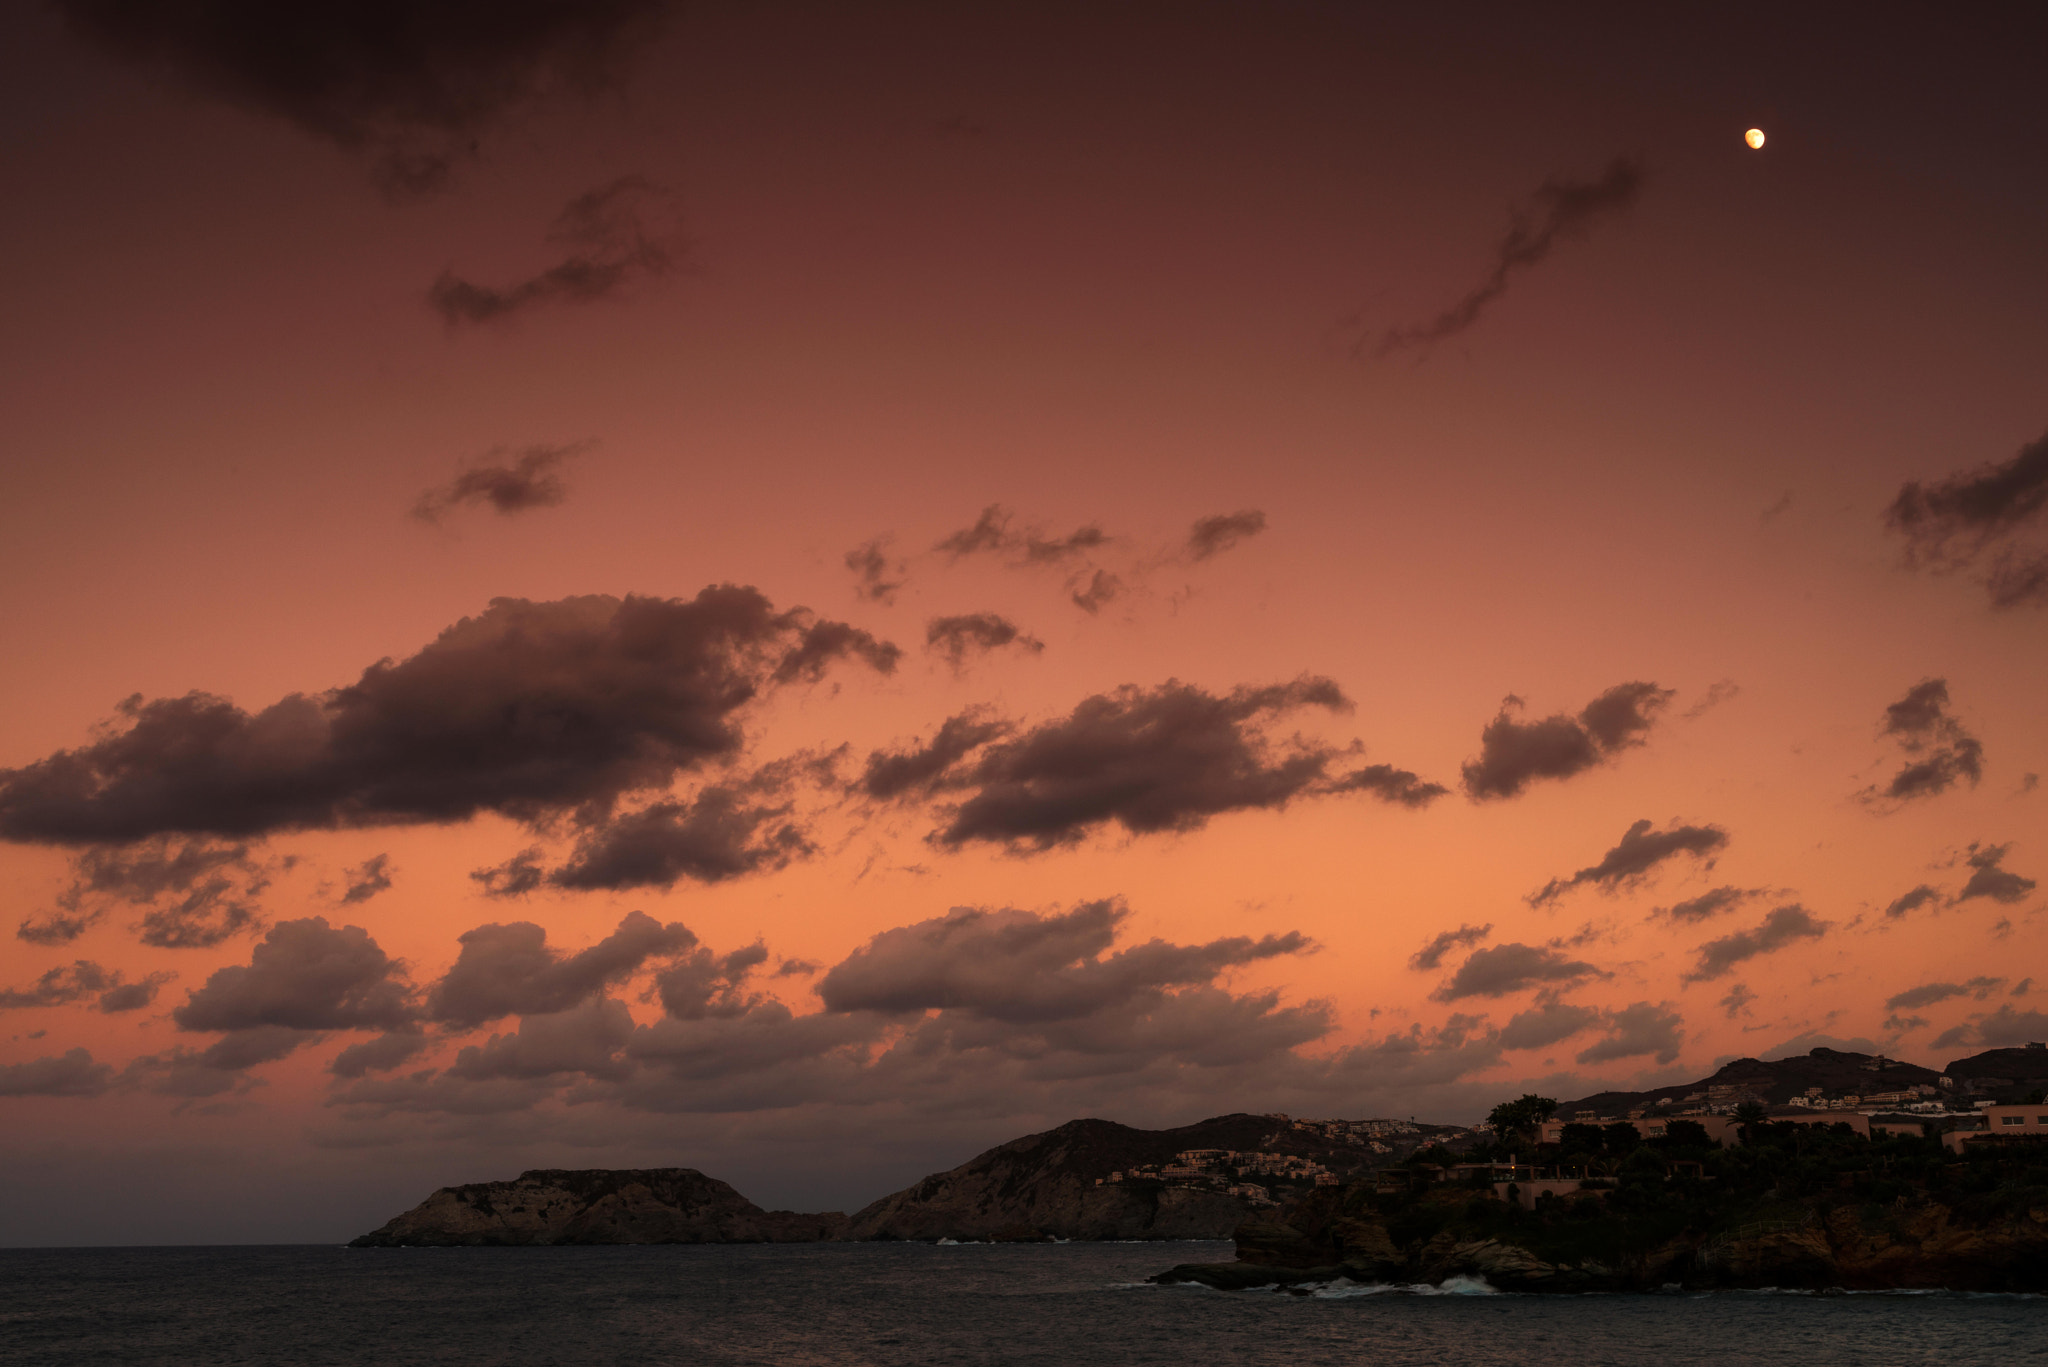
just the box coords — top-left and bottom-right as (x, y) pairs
(1153, 1181), (2048, 1293)
(349, 1168), (850, 1247)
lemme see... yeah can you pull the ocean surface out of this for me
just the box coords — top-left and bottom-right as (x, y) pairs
(1, 1241), (2042, 1367)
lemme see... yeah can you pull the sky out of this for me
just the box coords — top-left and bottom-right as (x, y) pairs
(2, 0), (2045, 1246)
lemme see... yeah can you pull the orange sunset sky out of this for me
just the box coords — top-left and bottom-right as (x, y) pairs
(3, 1), (2045, 1244)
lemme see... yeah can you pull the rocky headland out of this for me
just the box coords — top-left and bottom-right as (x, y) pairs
(349, 1168), (850, 1247)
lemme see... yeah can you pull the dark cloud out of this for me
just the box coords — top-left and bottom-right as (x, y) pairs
(1408, 923), (1491, 972)
(1461, 681), (1673, 801)
(548, 786), (813, 891)
(1431, 942), (1607, 1001)
(0, 1048), (112, 1098)
(1650, 885), (1759, 924)
(1972, 1005), (2048, 1047)
(446, 997), (636, 1084)
(1681, 904), (1828, 983)
(1068, 569), (1123, 615)
(817, 899), (1311, 1025)
(933, 505), (1013, 560)
(856, 711), (1014, 802)
(1957, 842), (2036, 904)
(427, 911), (696, 1028)
(95, 972), (176, 1014)
(470, 847), (546, 899)
(56, 1), (672, 197)
(1529, 819), (1729, 906)
(1681, 680), (1741, 719)
(653, 942), (772, 1021)
(1185, 510), (1267, 561)
(911, 678), (1440, 851)
(1883, 1013), (1928, 1034)
(1372, 157), (1646, 357)
(844, 538), (906, 605)
(15, 911), (95, 946)
(16, 838), (270, 947)
(411, 443), (583, 523)
(1883, 884), (1944, 919)
(329, 1029), (429, 1079)
(1861, 679), (1984, 804)
(924, 614), (1044, 671)
(1719, 983), (1757, 1018)
(428, 177), (685, 323)
(174, 919), (416, 1044)
(0, 961), (118, 1010)
(1321, 765), (1451, 808)
(931, 506), (1107, 566)
(0, 587), (895, 845)
(770, 620), (902, 685)
(1884, 977), (2005, 1012)
(1575, 1002), (1685, 1066)
(339, 854), (393, 905)
(1497, 999), (1601, 1051)
(1884, 429), (2048, 609)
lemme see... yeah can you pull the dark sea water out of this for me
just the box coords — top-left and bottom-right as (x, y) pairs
(2, 1241), (2042, 1367)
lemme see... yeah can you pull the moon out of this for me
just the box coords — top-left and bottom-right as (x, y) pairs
(1745, 128), (1767, 150)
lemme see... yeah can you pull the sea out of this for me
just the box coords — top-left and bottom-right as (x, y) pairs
(1, 1241), (2042, 1366)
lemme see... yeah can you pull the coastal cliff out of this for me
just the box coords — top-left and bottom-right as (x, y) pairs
(348, 1168), (850, 1247)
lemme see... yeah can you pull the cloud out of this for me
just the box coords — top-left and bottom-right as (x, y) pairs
(1682, 680), (1741, 720)
(95, 972), (176, 1014)
(1497, 999), (1601, 1051)
(844, 538), (906, 605)
(0, 587), (896, 845)
(1186, 510), (1267, 561)
(429, 177), (685, 324)
(1719, 983), (1757, 1018)
(1409, 923), (1491, 972)
(932, 505), (1108, 566)
(1957, 842), (2037, 904)
(1682, 904), (1829, 983)
(15, 838), (271, 948)
(1461, 681), (1673, 800)
(547, 785), (814, 891)
(1650, 885), (1759, 925)
(934, 505), (1014, 559)
(816, 899), (1312, 1025)
(329, 1029), (429, 1079)
(469, 848), (546, 899)
(1884, 429), (2048, 609)
(1431, 942), (1608, 1001)
(338, 854), (393, 905)
(1970, 1005), (2048, 1048)
(1068, 569), (1123, 615)
(412, 443), (583, 523)
(856, 711), (1014, 802)
(426, 911), (696, 1028)
(1574, 1002), (1684, 1066)
(1372, 157), (1646, 356)
(1884, 977), (2006, 1012)
(55, 0), (674, 197)
(924, 614), (1044, 671)
(0, 1048), (112, 1098)
(1860, 679), (1984, 804)
(1883, 884), (1944, 919)
(172, 918), (417, 1074)
(1529, 819), (1728, 906)
(328, 898), (1339, 1125)
(901, 678), (1440, 851)
(0, 961), (118, 1010)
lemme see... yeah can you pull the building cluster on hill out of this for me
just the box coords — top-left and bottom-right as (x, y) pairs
(1096, 1144), (1344, 1202)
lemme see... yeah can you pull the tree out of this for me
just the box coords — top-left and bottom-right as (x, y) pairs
(1733, 1101), (1769, 1145)
(1488, 1094), (1559, 1144)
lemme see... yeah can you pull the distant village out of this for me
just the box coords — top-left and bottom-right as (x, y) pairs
(1095, 1116), (1463, 1205)
(1090, 1043), (2048, 1209)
